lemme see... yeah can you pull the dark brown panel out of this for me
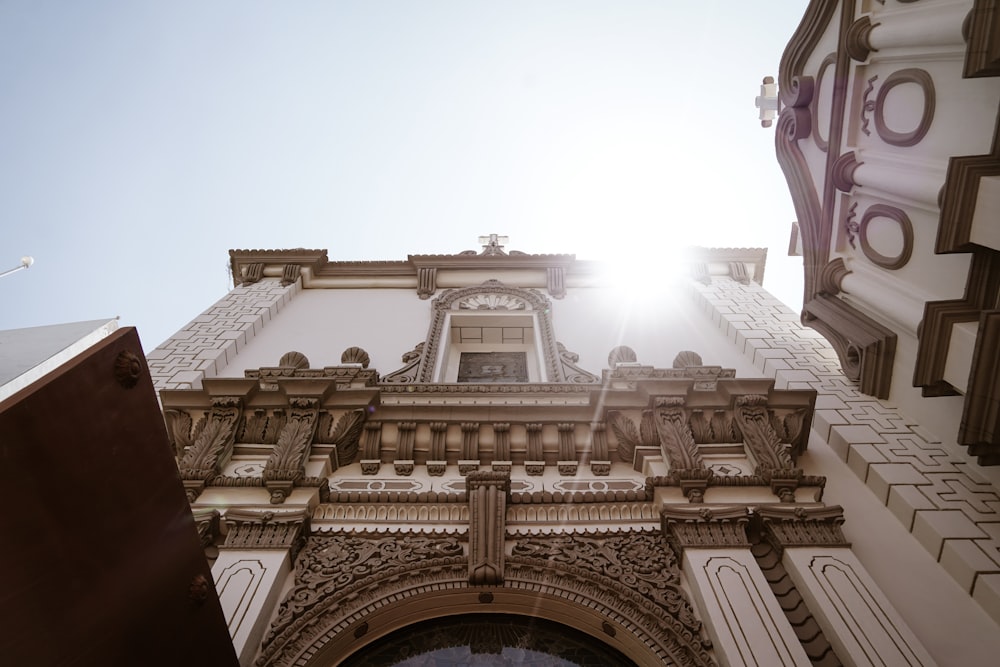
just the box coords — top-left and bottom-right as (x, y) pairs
(0, 328), (238, 667)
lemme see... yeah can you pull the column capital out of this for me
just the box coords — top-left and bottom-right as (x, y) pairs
(661, 505), (751, 554)
(221, 508), (310, 554)
(757, 505), (848, 553)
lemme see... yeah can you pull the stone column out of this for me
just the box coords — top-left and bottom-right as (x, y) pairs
(662, 506), (810, 667)
(759, 505), (937, 667)
(212, 509), (309, 667)
(848, 4), (968, 61)
(835, 151), (943, 209)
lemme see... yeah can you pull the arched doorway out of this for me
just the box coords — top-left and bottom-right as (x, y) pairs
(337, 614), (635, 666)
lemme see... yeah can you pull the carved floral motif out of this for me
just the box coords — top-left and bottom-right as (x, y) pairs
(260, 534), (465, 659)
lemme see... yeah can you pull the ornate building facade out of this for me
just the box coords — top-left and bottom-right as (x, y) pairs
(147, 235), (1000, 666)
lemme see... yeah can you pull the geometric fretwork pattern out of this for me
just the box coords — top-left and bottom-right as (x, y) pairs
(147, 278), (298, 391)
(689, 278), (1000, 624)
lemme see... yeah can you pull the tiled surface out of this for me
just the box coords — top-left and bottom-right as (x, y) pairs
(689, 278), (1000, 622)
(147, 278), (298, 391)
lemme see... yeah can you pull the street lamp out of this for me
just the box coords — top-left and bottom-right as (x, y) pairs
(0, 256), (34, 279)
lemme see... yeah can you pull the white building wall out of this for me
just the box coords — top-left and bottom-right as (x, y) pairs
(689, 276), (1000, 665)
(185, 280), (761, 382)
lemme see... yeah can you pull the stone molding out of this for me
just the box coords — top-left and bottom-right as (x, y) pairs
(803, 294), (896, 399)
(661, 505), (752, 554)
(256, 529), (715, 667)
(757, 505), (849, 555)
(964, 1), (1000, 78)
(221, 508), (309, 554)
(873, 68), (935, 148)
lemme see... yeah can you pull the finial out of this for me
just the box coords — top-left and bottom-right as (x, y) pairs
(755, 76), (780, 128)
(478, 234), (509, 256)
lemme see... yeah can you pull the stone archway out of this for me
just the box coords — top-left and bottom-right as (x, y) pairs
(255, 532), (715, 667)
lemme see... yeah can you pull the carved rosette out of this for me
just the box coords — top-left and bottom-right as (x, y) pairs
(467, 472), (509, 585)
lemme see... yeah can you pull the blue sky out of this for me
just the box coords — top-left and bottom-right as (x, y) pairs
(0, 1), (808, 350)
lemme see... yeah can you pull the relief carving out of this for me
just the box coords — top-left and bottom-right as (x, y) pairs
(264, 398), (319, 504)
(653, 396), (704, 471)
(510, 531), (713, 665)
(258, 533), (465, 665)
(317, 409), (366, 467)
(556, 342), (600, 383)
(758, 505), (848, 555)
(734, 395), (795, 473)
(609, 410), (658, 464)
(222, 508), (309, 555)
(661, 505), (751, 554)
(467, 472), (509, 585)
(178, 397), (243, 501)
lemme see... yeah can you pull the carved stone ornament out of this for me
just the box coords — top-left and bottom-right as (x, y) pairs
(340, 346), (370, 368)
(672, 350), (703, 369)
(263, 398), (320, 504)
(734, 394), (795, 473)
(509, 531), (714, 666)
(467, 471), (509, 585)
(221, 508), (309, 556)
(278, 351), (309, 369)
(381, 342), (423, 383)
(258, 533), (466, 666)
(608, 345), (638, 367)
(240, 262), (264, 285)
(757, 505), (848, 555)
(661, 505), (751, 554)
(873, 68), (935, 148)
(556, 342), (600, 383)
(654, 396), (705, 472)
(316, 408), (367, 468)
(178, 397), (243, 500)
(609, 410), (658, 464)
(858, 204), (914, 270)
(846, 15), (877, 62)
(280, 263), (301, 287)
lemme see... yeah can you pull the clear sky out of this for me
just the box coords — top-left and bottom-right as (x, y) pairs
(0, 1), (808, 351)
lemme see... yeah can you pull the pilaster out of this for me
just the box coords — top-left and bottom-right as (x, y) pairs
(662, 506), (810, 667)
(760, 505), (936, 667)
(213, 509), (309, 667)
